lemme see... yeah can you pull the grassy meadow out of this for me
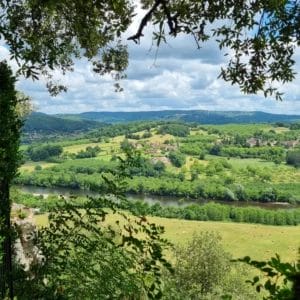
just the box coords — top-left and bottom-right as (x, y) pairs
(34, 213), (300, 262)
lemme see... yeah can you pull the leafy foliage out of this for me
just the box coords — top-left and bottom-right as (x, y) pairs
(15, 149), (173, 299)
(27, 144), (63, 162)
(168, 151), (186, 167)
(0, 1), (133, 93)
(158, 124), (190, 137)
(237, 253), (300, 299)
(0, 61), (23, 298)
(133, 0), (300, 100)
(75, 145), (101, 159)
(286, 151), (300, 168)
(163, 232), (256, 299)
(1, 1), (299, 97)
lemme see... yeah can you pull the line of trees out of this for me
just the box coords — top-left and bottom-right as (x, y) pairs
(15, 168), (300, 204)
(13, 189), (300, 226)
(126, 201), (300, 226)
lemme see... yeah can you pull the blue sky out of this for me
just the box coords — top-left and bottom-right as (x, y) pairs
(1, 14), (300, 115)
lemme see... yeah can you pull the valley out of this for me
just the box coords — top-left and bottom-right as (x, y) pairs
(14, 115), (300, 262)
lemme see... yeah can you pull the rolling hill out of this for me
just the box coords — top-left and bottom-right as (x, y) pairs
(23, 112), (105, 134)
(59, 110), (300, 124)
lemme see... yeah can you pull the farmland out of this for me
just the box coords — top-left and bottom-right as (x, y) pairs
(12, 118), (300, 299)
(18, 121), (300, 204)
(33, 213), (300, 262)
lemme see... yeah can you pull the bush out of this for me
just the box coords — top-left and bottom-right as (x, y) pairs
(168, 151), (186, 167)
(76, 146), (101, 159)
(28, 144), (63, 161)
(34, 165), (42, 171)
(163, 232), (256, 299)
(286, 150), (300, 167)
(158, 123), (190, 137)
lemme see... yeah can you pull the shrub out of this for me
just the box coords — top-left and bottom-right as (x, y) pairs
(168, 151), (186, 167)
(286, 150), (300, 167)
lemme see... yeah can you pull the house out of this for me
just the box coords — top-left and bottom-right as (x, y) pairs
(281, 140), (299, 148)
(246, 137), (261, 147)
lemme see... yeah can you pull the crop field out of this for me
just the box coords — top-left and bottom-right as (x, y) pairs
(154, 217), (300, 261)
(63, 142), (102, 154)
(202, 123), (273, 135)
(20, 161), (58, 172)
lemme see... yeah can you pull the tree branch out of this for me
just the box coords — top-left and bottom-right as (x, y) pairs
(161, 0), (177, 35)
(127, 0), (163, 43)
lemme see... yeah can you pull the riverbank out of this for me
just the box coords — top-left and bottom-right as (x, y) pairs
(16, 185), (299, 210)
(12, 187), (300, 226)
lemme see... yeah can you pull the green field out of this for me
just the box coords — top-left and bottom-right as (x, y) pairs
(20, 161), (58, 172)
(34, 214), (300, 262)
(155, 217), (300, 261)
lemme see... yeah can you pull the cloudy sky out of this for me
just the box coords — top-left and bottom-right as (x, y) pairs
(1, 12), (300, 115)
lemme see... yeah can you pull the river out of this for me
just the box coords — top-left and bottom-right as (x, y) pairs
(16, 185), (298, 210)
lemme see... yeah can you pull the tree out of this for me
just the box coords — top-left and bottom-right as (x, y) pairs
(0, 61), (22, 299)
(172, 232), (231, 295)
(0, 1), (299, 98)
(168, 151), (186, 167)
(27, 144), (63, 161)
(163, 231), (256, 299)
(0, 0), (132, 93)
(286, 150), (300, 167)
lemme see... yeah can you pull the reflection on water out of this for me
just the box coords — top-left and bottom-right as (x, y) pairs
(16, 185), (297, 210)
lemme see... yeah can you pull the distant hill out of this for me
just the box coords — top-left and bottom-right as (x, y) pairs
(23, 112), (105, 134)
(59, 110), (300, 124)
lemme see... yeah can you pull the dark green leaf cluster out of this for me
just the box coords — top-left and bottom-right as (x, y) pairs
(217, 146), (285, 161)
(27, 144), (63, 162)
(15, 169), (300, 204)
(158, 124), (190, 137)
(237, 253), (300, 299)
(126, 201), (300, 226)
(0, 61), (22, 184)
(0, 61), (23, 298)
(0, 1), (133, 93)
(286, 150), (300, 167)
(167, 151), (186, 167)
(75, 145), (100, 159)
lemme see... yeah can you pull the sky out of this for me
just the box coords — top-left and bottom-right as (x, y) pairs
(1, 10), (300, 115)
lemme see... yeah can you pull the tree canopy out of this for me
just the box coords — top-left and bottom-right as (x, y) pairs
(0, 0), (299, 98)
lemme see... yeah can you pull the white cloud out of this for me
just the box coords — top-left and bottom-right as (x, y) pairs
(1, 15), (300, 115)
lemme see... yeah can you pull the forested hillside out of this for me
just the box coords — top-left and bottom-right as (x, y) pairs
(22, 112), (106, 143)
(23, 112), (105, 134)
(59, 110), (300, 124)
